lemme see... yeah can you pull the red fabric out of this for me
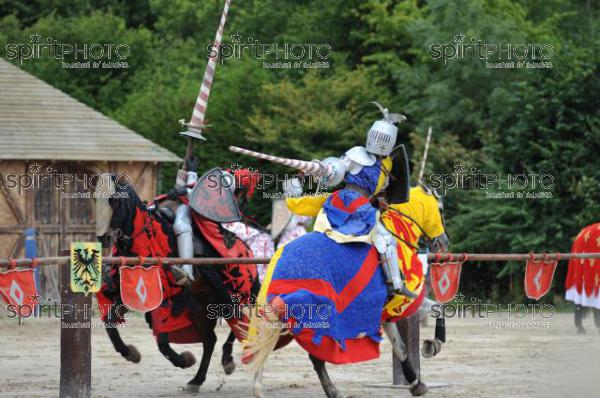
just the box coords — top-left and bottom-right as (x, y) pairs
(192, 212), (258, 341)
(150, 266), (196, 340)
(380, 210), (426, 321)
(524, 256), (558, 300)
(233, 169), (261, 199)
(129, 210), (172, 260)
(294, 327), (381, 365)
(565, 223), (600, 296)
(0, 269), (38, 307)
(330, 191), (370, 213)
(268, 249), (379, 314)
(430, 260), (463, 304)
(120, 266), (163, 312)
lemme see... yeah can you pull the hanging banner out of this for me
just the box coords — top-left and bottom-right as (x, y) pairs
(0, 268), (38, 307)
(524, 254), (558, 300)
(70, 242), (102, 296)
(430, 258), (464, 304)
(120, 265), (163, 312)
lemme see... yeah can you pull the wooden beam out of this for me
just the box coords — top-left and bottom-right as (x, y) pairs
(0, 224), (95, 234)
(59, 249), (92, 398)
(0, 171), (25, 224)
(132, 162), (151, 188)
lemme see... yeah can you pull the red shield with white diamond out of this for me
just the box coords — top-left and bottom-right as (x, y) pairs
(0, 269), (38, 307)
(120, 266), (163, 312)
(430, 262), (463, 304)
(524, 259), (558, 300)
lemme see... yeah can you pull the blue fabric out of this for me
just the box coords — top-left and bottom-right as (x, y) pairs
(344, 158), (382, 194)
(267, 232), (387, 348)
(322, 189), (377, 236)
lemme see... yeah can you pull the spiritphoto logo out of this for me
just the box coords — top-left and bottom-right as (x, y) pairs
(4, 295), (130, 328)
(431, 294), (554, 328)
(430, 33), (554, 69)
(207, 294), (332, 329)
(208, 163), (331, 196)
(427, 162), (554, 199)
(4, 162), (131, 198)
(209, 32), (332, 69)
(4, 33), (131, 69)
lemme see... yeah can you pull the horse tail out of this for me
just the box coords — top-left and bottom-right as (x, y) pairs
(241, 298), (288, 373)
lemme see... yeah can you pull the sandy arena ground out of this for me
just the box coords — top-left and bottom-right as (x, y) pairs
(1, 311), (599, 398)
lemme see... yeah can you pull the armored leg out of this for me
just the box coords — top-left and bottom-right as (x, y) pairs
(373, 220), (414, 297)
(173, 204), (194, 282)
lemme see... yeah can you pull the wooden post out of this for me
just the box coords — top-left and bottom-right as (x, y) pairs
(393, 315), (420, 385)
(59, 249), (91, 398)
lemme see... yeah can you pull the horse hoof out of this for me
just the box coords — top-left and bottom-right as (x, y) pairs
(223, 360), (236, 375)
(125, 345), (141, 363)
(410, 380), (429, 396)
(421, 339), (441, 358)
(183, 383), (200, 393)
(181, 351), (197, 368)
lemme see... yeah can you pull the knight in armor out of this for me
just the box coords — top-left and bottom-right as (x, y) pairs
(232, 102), (411, 296)
(171, 158), (200, 283)
(313, 103), (408, 295)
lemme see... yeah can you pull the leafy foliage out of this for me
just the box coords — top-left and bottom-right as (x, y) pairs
(1, 0), (598, 301)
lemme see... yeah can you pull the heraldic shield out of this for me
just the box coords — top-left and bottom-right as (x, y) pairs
(0, 269), (38, 307)
(525, 255), (558, 300)
(70, 242), (102, 296)
(120, 266), (163, 312)
(189, 167), (242, 223)
(430, 260), (463, 304)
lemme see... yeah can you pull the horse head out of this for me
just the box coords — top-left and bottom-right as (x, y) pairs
(95, 173), (147, 255)
(384, 184), (450, 253)
(417, 183), (450, 253)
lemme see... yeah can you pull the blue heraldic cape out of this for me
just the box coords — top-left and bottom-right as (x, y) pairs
(260, 157), (391, 364)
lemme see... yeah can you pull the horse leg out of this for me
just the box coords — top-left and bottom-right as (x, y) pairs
(309, 354), (345, 398)
(253, 368), (265, 398)
(221, 330), (236, 375)
(593, 308), (600, 332)
(104, 305), (140, 363)
(383, 322), (428, 396)
(422, 317), (445, 358)
(575, 305), (586, 334)
(157, 332), (197, 369)
(183, 295), (218, 392)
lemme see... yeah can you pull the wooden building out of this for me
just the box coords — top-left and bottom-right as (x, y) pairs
(0, 59), (181, 297)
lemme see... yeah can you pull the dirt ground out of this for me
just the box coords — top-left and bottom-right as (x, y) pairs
(1, 311), (599, 398)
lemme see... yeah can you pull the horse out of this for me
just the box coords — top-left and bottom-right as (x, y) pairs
(245, 184), (449, 398)
(564, 222), (600, 333)
(95, 173), (258, 392)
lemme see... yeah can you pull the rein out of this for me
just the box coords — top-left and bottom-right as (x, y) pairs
(383, 207), (431, 250)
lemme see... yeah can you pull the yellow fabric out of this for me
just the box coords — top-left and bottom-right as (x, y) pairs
(380, 186), (445, 318)
(286, 194), (330, 217)
(374, 156), (393, 195)
(246, 246), (285, 341)
(389, 186), (445, 239)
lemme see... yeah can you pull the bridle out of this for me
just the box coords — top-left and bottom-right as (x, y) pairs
(383, 202), (449, 251)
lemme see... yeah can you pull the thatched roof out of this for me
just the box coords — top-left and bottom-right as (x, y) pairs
(0, 58), (181, 163)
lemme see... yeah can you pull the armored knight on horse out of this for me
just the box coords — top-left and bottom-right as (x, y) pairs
(234, 103), (450, 398)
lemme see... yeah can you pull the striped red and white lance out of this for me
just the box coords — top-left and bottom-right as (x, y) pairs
(184, 0), (231, 136)
(229, 146), (333, 176)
